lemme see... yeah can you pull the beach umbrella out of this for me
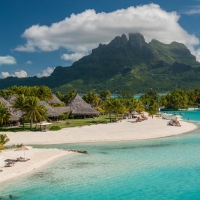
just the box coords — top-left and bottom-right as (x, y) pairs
(15, 146), (29, 158)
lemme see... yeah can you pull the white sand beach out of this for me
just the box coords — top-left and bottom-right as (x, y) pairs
(0, 117), (197, 184)
(5, 118), (197, 145)
(0, 147), (75, 184)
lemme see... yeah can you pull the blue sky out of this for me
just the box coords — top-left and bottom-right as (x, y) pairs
(0, 0), (200, 78)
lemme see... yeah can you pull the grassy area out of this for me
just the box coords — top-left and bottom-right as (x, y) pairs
(50, 115), (112, 128)
(0, 115), (118, 132)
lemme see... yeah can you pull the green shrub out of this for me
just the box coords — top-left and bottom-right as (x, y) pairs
(59, 112), (70, 120)
(100, 120), (108, 124)
(50, 126), (61, 131)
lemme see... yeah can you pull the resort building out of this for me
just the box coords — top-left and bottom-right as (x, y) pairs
(39, 101), (60, 118)
(0, 97), (23, 122)
(67, 94), (99, 118)
(47, 94), (63, 106)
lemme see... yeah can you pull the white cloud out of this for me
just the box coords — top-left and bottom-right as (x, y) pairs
(1, 72), (10, 78)
(15, 4), (200, 61)
(37, 67), (54, 77)
(0, 56), (16, 66)
(61, 52), (87, 62)
(194, 48), (200, 62)
(14, 70), (27, 78)
(183, 6), (200, 15)
(26, 60), (32, 64)
(1, 70), (27, 78)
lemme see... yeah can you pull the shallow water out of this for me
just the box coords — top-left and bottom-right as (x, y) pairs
(1, 111), (200, 200)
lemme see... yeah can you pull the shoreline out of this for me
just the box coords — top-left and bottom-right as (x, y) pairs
(0, 118), (198, 185)
(4, 118), (198, 146)
(0, 148), (76, 185)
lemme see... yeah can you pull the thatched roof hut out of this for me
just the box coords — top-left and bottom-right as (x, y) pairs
(48, 94), (62, 105)
(54, 106), (70, 115)
(67, 94), (99, 116)
(40, 101), (60, 117)
(9, 108), (23, 121)
(0, 97), (12, 107)
(6, 95), (17, 105)
(0, 97), (22, 121)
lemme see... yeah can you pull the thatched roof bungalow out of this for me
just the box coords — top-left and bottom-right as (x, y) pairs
(53, 106), (70, 115)
(48, 94), (63, 105)
(9, 108), (23, 121)
(0, 97), (12, 107)
(0, 97), (22, 121)
(40, 101), (60, 117)
(67, 94), (99, 117)
(6, 95), (17, 105)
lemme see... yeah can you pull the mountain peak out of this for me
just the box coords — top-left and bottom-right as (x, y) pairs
(0, 33), (200, 93)
(109, 34), (128, 47)
(128, 33), (146, 50)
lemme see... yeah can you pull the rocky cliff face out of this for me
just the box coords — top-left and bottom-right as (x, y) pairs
(92, 33), (155, 58)
(129, 33), (146, 50)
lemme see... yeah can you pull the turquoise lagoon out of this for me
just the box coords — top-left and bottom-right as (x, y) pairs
(1, 111), (200, 199)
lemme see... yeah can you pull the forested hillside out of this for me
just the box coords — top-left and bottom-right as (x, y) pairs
(0, 33), (200, 93)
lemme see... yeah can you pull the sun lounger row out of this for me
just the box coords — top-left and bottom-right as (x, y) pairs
(4, 157), (30, 167)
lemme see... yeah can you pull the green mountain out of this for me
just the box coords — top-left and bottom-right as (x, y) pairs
(1, 33), (200, 93)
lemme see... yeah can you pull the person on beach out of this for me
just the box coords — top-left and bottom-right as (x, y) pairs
(152, 115), (153, 119)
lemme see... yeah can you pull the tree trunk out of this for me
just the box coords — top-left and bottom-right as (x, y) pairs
(109, 113), (111, 122)
(22, 117), (25, 130)
(30, 117), (33, 130)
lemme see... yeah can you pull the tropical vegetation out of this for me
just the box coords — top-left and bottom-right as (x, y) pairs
(0, 102), (11, 128)
(0, 134), (10, 150)
(1, 83), (200, 132)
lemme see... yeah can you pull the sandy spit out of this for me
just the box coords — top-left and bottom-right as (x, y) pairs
(0, 147), (75, 184)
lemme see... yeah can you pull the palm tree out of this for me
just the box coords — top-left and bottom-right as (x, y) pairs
(0, 102), (11, 129)
(65, 89), (77, 104)
(123, 98), (137, 114)
(103, 98), (114, 122)
(104, 98), (126, 121)
(83, 91), (100, 107)
(134, 99), (145, 113)
(0, 134), (10, 150)
(37, 85), (53, 101)
(111, 99), (126, 120)
(14, 94), (27, 130)
(100, 90), (111, 99)
(24, 97), (47, 130)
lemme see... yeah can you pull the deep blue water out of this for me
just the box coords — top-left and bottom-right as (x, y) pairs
(1, 111), (200, 199)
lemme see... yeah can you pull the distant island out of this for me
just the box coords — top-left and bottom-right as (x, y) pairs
(1, 33), (200, 93)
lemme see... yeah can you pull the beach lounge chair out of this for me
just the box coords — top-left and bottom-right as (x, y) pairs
(16, 157), (30, 162)
(167, 119), (174, 126)
(4, 161), (15, 167)
(175, 121), (181, 127)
